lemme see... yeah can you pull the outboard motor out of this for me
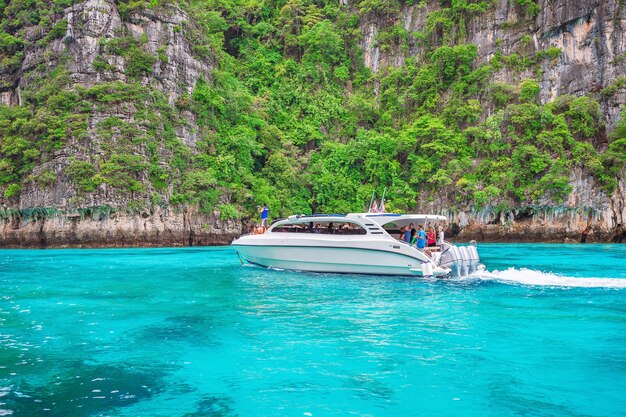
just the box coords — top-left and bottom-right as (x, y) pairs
(450, 246), (463, 277)
(459, 246), (470, 276)
(467, 245), (479, 273)
(439, 244), (457, 275)
(439, 243), (481, 278)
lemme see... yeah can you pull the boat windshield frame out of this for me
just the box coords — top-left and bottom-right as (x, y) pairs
(363, 213), (447, 229)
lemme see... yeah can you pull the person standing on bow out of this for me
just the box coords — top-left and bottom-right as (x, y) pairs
(259, 203), (269, 228)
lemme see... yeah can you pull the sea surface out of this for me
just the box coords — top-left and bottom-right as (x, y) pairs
(1, 244), (625, 417)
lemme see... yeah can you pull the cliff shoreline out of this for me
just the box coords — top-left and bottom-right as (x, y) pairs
(2, 229), (622, 249)
(2, 207), (624, 248)
(0, 206), (241, 248)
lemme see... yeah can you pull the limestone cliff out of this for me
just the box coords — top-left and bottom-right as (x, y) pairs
(7, 0), (210, 209)
(359, 0), (626, 131)
(0, 0), (243, 246)
(357, 0), (625, 243)
(0, 0), (624, 247)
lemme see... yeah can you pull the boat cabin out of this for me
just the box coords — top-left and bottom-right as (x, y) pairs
(364, 213), (446, 236)
(271, 221), (367, 235)
(265, 213), (446, 238)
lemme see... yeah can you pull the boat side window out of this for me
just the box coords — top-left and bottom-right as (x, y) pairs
(270, 221), (366, 235)
(270, 224), (308, 233)
(315, 221), (367, 235)
(382, 222), (400, 236)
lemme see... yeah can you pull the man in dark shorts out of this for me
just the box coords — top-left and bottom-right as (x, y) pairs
(259, 203), (269, 228)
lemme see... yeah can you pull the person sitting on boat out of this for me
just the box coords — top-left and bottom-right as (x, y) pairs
(416, 225), (426, 250)
(258, 203), (269, 228)
(426, 224), (436, 247)
(398, 226), (407, 241)
(404, 224), (412, 243)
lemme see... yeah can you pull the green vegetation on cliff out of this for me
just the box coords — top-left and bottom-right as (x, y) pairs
(0, 0), (624, 221)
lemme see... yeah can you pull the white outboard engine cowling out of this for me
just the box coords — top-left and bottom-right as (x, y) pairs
(439, 246), (458, 275)
(459, 246), (470, 276)
(452, 246), (463, 277)
(438, 244), (481, 278)
(451, 246), (463, 277)
(468, 245), (479, 273)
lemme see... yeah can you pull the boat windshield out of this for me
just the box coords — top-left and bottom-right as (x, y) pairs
(373, 216), (446, 230)
(271, 221), (367, 235)
(375, 216), (446, 238)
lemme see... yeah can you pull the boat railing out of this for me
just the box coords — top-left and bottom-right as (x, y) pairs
(289, 214), (348, 220)
(398, 239), (443, 251)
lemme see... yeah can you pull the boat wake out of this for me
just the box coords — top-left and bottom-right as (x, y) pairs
(467, 267), (626, 289)
(241, 262), (285, 272)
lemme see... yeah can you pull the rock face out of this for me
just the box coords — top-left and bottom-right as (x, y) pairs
(3, 0), (209, 108)
(3, 0), (210, 209)
(61, 0), (210, 148)
(359, 0), (626, 132)
(0, 207), (241, 248)
(356, 0), (626, 243)
(418, 171), (625, 243)
(0, 0), (236, 246)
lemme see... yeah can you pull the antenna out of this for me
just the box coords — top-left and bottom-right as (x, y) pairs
(367, 190), (375, 213)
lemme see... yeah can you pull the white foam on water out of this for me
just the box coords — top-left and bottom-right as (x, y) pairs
(468, 267), (626, 288)
(267, 266), (286, 271)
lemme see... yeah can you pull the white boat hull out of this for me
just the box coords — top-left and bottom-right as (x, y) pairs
(233, 237), (449, 277)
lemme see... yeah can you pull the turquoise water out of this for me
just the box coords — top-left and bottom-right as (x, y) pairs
(1, 244), (625, 417)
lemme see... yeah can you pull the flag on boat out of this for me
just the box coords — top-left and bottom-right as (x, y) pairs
(379, 198), (385, 213)
(371, 200), (379, 213)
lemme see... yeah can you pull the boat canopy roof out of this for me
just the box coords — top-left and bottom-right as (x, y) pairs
(361, 213), (447, 228)
(283, 213), (447, 228)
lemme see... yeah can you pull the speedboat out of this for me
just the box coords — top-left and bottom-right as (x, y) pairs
(231, 213), (482, 278)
